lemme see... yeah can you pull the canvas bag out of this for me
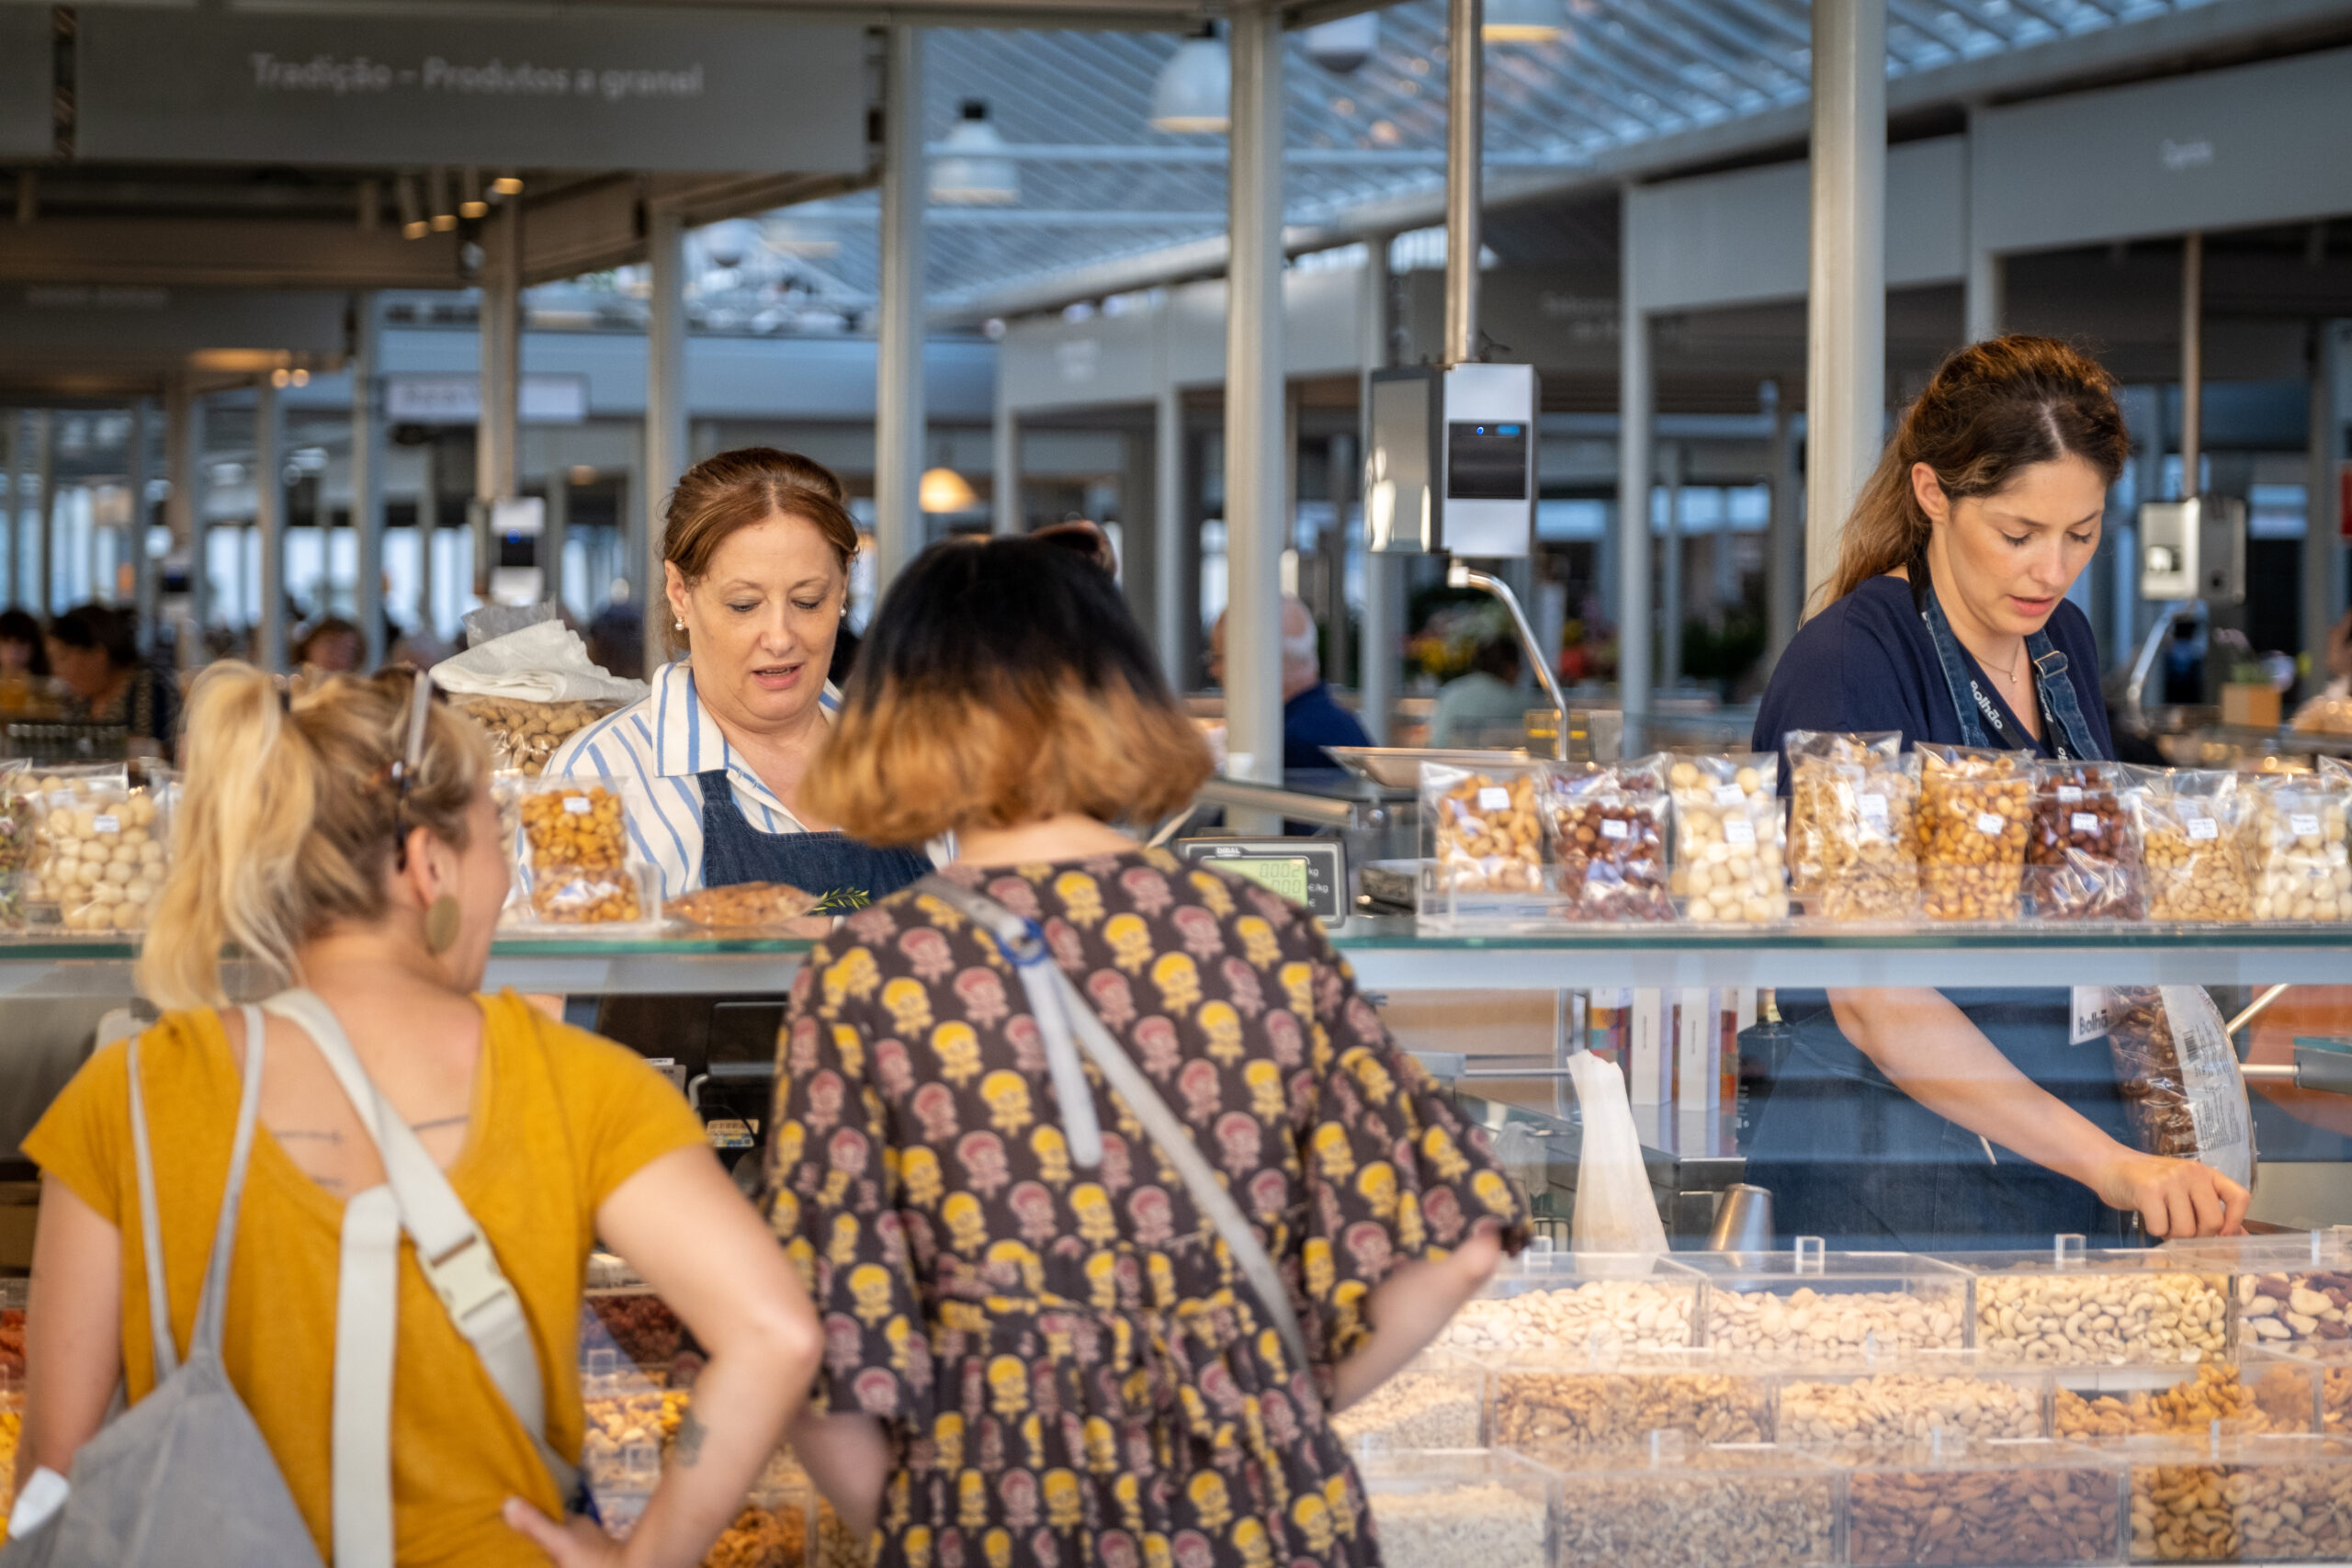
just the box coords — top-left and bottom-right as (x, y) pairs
(918, 877), (1316, 1377)
(0, 1015), (325, 1568)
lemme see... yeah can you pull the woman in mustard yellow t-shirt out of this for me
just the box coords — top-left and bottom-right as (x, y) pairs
(17, 664), (823, 1567)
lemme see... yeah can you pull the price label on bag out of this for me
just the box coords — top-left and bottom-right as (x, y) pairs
(2291, 813), (2322, 837)
(1859, 793), (1889, 822)
(47, 790), (74, 809)
(2057, 785), (2084, 804)
(92, 814), (119, 834)
(2072, 813), (2100, 833)
(563, 795), (593, 815)
(1600, 818), (1630, 840)
(1477, 786), (1510, 811)
(2071, 987), (2115, 1044)
(2188, 816), (2220, 841)
(1975, 812), (2004, 835)
(1724, 818), (1757, 846)
(1715, 786), (1746, 806)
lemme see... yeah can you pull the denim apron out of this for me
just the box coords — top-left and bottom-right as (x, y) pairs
(1744, 572), (2132, 1251)
(694, 771), (932, 908)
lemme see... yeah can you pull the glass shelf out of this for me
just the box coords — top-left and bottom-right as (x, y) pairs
(0, 922), (2341, 998)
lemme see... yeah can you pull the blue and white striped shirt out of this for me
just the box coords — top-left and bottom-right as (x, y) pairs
(546, 660), (843, 902)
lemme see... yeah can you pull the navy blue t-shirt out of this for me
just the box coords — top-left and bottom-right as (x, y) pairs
(1750, 574), (2113, 765)
(1283, 681), (1373, 772)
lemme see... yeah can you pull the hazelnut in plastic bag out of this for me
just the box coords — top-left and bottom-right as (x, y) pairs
(2245, 762), (2352, 923)
(1425, 763), (1547, 896)
(1546, 758), (1674, 922)
(1668, 755), (1787, 924)
(1915, 744), (2032, 923)
(2025, 761), (2144, 919)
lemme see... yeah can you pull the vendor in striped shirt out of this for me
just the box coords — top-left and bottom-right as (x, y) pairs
(548, 448), (937, 910)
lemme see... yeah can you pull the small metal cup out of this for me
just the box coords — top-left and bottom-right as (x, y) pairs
(1705, 1183), (1776, 1252)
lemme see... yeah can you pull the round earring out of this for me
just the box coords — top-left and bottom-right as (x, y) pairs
(424, 893), (461, 956)
(673, 616), (686, 632)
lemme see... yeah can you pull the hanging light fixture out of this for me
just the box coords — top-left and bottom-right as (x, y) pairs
(1149, 23), (1229, 134)
(397, 174), (428, 240)
(919, 466), (980, 513)
(1303, 13), (1379, 73)
(491, 172), (525, 197)
(930, 99), (1020, 205)
(427, 167), (457, 231)
(1482, 0), (1569, 42)
(458, 166), (487, 220)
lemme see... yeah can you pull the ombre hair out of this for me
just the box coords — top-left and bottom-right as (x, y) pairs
(802, 536), (1213, 845)
(1821, 335), (2130, 610)
(138, 663), (491, 1010)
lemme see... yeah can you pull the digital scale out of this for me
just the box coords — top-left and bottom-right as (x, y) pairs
(1176, 839), (1349, 921)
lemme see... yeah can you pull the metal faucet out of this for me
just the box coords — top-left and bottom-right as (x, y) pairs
(1446, 559), (1570, 761)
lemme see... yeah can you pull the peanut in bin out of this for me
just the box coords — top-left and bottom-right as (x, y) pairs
(519, 785), (630, 872)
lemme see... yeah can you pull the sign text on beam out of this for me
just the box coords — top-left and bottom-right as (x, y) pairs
(76, 10), (868, 172)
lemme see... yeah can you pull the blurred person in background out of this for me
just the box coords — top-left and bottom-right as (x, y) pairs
(49, 604), (176, 758)
(291, 615), (365, 674)
(1427, 622), (1531, 748)
(765, 534), (1522, 1566)
(0, 606), (55, 715)
(1208, 593), (1371, 773)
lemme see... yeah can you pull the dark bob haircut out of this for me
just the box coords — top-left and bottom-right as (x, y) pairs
(0, 608), (51, 676)
(49, 604), (140, 670)
(802, 536), (1212, 845)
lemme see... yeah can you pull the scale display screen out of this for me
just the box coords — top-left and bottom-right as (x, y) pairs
(1175, 839), (1347, 920)
(1447, 421), (1530, 501)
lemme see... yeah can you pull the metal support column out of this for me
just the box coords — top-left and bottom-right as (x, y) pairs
(352, 292), (387, 669)
(874, 26), (928, 586)
(1618, 246), (1653, 730)
(1359, 238), (1398, 744)
(643, 202), (688, 677)
(254, 377), (286, 671)
(478, 206), (521, 601)
(128, 400), (152, 634)
(1965, 250), (2004, 345)
(169, 385), (206, 653)
(1154, 378), (1185, 683)
(417, 438), (439, 647)
(1444, 0), (1482, 367)
(544, 465), (571, 619)
(1661, 440), (1683, 687)
(991, 401), (1020, 537)
(33, 410), (54, 615)
(1223, 1), (1286, 818)
(2307, 321), (2346, 656)
(1324, 432), (1353, 692)
(0, 410), (14, 607)
(2180, 232), (2203, 498)
(1805, 0), (1886, 604)
(1764, 380), (1800, 662)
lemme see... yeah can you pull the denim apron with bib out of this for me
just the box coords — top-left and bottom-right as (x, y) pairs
(1743, 570), (2133, 1251)
(694, 771), (932, 908)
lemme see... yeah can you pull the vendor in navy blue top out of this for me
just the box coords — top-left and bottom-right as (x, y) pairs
(1745, 336), (2249, 1249)
(1209, 594), (1373, 773)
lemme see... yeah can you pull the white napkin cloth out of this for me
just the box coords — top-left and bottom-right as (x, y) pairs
(429, 622), (648, 705)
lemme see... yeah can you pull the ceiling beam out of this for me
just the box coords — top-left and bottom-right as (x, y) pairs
(0, 218), (465, 289)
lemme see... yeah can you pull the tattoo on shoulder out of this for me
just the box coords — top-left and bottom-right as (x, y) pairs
(410, 1115), (468, 1134)
(673, 1407), (708, 1467)
(272, 1127), (345, 1145)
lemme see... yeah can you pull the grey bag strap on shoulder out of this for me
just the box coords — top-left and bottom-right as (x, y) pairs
(257, 987), (577, 1568)
(1, 1013), (326, 1568)
(918, 876), (1317, 1381)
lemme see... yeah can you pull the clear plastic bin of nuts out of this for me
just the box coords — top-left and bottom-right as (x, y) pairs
(1330, 1351), (1485, 1451)
(2132, 771), (2256, 923)
(21, 764), (169, 932)
(1684, 1246), (1972, 1367)
(1668, 754), (1789, 925)
(1772, 1355), (2049, 1446)
(2054, 1360), (2315, 1439)
(2027, 761), (2147, 920)
(2162, 1233), (2352, 1351)
(1916, 744), (2034, 923)
(1822, 1435), (2126, 1567)
(1427, 1249), (1704, 1360)
(1962, 1245), (2235, 1368)
(1544, 758), (1675, 922)
(1355, 1449), (1554, 1568)
(2245, 763), (2352, 923)
(1786, 731), (1922, 922)
(1487, 1349), (1771, 1453)
(1537, 1437), (1839, 1568)
(1419, 761), (1562, 931)
(2116, 1431), (2352, 1562)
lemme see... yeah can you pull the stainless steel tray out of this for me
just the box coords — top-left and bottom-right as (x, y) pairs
(1325, 746), (1531, 789)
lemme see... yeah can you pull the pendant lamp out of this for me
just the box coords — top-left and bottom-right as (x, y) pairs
(1483, 0), (1569, 41)
(931, 99), (1020, 205)
(1150, 24), (1230, 134)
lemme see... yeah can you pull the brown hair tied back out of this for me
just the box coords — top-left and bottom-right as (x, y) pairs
(661, 448), (860, 655)
(1821, 335), (2131, 612)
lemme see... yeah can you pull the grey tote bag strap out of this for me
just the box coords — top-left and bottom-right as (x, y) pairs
(125, 1006), (269, 1376)
(919, 876), (1317, 1381)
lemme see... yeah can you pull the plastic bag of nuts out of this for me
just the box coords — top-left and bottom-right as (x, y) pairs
(1831, 1438), (2125, 1568)
(1668, 755), (1787, 924)
(450, 694), (622, 777)
(2103, 986), (2255, 1189)
(2245, 763), (2352, 923)
(0, 763), (36, 879)
(1916, 744), (2033, 923)
(22, 765), (170, 932)
(2124, 1433), (2352, 1563)
(1786, 731), (1921, 922)
(2132, 771), (2255, 922)
(2027, 761), (2146, 920)
(509, 778), (652, 928)
(1420, 761), (1554, 923)
(1545, 758), (1674, 921)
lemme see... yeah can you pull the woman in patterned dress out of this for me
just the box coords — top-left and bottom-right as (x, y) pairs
(762, 535), (1528, 1568)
